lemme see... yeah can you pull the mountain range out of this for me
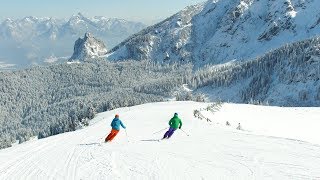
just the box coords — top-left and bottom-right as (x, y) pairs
(0, 13), (145, 70)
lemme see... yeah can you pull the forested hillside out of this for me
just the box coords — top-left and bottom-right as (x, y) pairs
(0, 60), (192, 148)
(191, 37), (320, 106)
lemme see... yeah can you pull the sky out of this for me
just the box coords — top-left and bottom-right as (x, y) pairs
(0, 0), (206, 24)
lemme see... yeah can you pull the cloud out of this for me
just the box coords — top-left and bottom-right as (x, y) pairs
(44, 55), (69, 64)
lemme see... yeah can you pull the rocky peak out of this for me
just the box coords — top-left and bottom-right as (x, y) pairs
(69, 33), (107, 61)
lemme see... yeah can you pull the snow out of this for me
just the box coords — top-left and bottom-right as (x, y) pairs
(287, 10), (297, 18)
(108, 0), (320, 68)
(202, 103), (320, 145)
(66, 61), (80, 65)
(1, 101), (320, 179)
(182, 84), (193, 92)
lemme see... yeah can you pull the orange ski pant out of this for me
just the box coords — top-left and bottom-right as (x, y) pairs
(105, 129), (119, 142)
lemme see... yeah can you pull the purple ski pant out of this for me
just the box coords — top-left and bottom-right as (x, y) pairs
(163, 127), (176, 139)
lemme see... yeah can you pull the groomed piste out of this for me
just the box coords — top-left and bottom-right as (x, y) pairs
(0, 101), (320, 179)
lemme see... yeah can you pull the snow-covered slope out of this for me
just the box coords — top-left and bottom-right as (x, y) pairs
(69, 33), (107, 61)
(108, 0), (320, 67)
(0, 13), (145, 70)
(1, 101), (320, 179)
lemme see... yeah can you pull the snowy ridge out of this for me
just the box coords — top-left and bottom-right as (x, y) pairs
(107, 0), (320, 67)
(0, 102), (320, 179)
(69, 33), (107, 61)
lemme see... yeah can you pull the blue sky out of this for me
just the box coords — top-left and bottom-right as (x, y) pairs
(0, 0), (206, 24)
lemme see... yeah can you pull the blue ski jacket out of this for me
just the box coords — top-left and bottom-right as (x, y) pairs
(110, 118), (126, 130)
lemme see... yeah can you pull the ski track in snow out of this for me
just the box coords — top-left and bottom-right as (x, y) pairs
(0, 102), (320, 179)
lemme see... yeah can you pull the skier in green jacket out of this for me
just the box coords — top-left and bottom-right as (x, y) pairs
(163, 113), (182, 139)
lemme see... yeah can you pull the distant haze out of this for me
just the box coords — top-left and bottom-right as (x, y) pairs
(0, 0), (206, 24)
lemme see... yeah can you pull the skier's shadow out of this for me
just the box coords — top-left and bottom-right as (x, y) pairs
(140, 139), (160, 142)
(78, 142), (101, 146)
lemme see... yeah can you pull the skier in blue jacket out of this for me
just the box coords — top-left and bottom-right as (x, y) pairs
(105, 114), (126, 142)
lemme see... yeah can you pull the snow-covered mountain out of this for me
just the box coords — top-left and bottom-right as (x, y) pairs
(189, 36), (320, 106)
(0, 16), (62, 41)
(0, 13), (145, 70)
(0, 102), (320, 179)
(107, 0), (320, 67)
(70, 33), (107, 61)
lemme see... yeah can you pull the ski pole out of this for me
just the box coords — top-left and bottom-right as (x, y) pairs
(180, 129), (190, 136)
(152, 127), (168, 135)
